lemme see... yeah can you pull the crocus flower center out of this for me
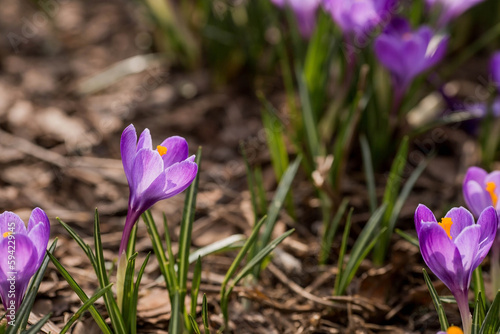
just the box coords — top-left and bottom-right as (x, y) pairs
(446, 326), (463, 334)
(485, 181), (498, 206)
(157, 145), (168, 156)
(438, 217), (453, 239)
(2, 231), (12, 238)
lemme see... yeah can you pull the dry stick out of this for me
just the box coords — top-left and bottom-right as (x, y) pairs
(267, 263), (365, 312)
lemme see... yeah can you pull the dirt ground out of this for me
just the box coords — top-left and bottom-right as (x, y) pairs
(0, 0), (492, 333)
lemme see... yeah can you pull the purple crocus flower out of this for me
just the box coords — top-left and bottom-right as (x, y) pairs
(490, 52), (500, 93)
(119, 124), (198, 255)
(270, 0), (321, 38)
(426, 0), (485, 26)
(415, 204), (497, 334)
(0, 208), (50, 318)
(374, 18), (448, 97)
(323, 0), (396, 42)
(463, 166), (500, 296)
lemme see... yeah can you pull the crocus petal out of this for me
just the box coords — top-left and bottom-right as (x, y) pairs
(120, 124), (138, 184)
(27, 208), (50, 267)
(163, 160), (199, 198)
(464, 166), (487, 186)
(464, 180), (491, 218)
(414, 204), (437, 234)
(137, 128), (152, 151)
(490, 52), (500, 92)
(484, 171), (500, 210)
(445, 207), (474, 239)
(453, 225), (481, 288)
(418, 221), (464, 292)
(130, 148), (165, 197)
(474, 206), (498, 268)
(0, 212), (27, 237)
(159, 136), (189, 169)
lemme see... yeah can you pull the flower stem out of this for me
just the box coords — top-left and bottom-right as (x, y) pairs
(455, 290), (472, 334)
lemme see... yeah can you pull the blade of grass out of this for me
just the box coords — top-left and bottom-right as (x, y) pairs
(129, 253), (150, 334)
(59, 284), (113, 334)
(202, 294), (209, 334)
(333, 208), (353, 295)
(395, 229), (419, 248)
(423, 268), (449, 331)
(93, 210), (126, 334)
(47, 252), (112, 334)
(188, 315), (201, 334)
(479, 290), (500, 333)
(188, 235), (246, 265)
(320, 198), (349, 265)
(21, 313), (51, 334)
(360, 135), (377, 213)
(472, 292), (486, 334)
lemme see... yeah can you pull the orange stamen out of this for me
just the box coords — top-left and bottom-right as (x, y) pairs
(486, 181), (498, 207)
(438, 217), (453, 240)
(3, 231), (12, 238)
(446, 326), (463, 334)
(157, 145), (168, 157)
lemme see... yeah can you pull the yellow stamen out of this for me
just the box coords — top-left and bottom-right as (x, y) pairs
(3, 231), (12, 238)
(446, 326), (463, 334)
(438, 217), (453, 240)
(157, 145), (168, 157)
(486, 181), (498, 207)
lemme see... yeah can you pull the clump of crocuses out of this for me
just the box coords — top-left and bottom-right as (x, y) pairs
(415, 204), (497, 334)
(374, 17), (448, 107)
(119, 124), (198, 255)
(270, 0), (321, 38)
(463, 166), (500, 295)
(0, 209), (50, 324)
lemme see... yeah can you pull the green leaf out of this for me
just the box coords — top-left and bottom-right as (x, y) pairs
(21, 313), (51, 334)
(48, 252), (112, 334)
(121, 253), (138, 328)
(188, 315), (201, 334)
(479, 290), (500, 334)
(320, 198), (349, 265)
(130, 253), (151, 334)
(472, 292), (486, 334)
(14, 240), (57, 332)
(472, 266), (487, 310)
(59, 284), (113, 334)
(337, 205), (387, 295)
(202, 294), (210, 334)
(223, 229), (295, 307)
(360, 135), (377, 214)
(296, 65), (320, 159)
(423, 269), (449, 331)
(188, 234), (245, 265)
(333, 208), (353, 295)
(57, 218), (96, 272)
(93, 210), (126, 334)
(395, 228), (419, 248)
(190, 257), (202, 320)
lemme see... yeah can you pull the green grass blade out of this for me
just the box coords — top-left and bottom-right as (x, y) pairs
(259, 156), (301, 254)
(202, 294), (209, 334)
(188, 235), (245, 265)
(374, 136), (409, 265)
(143, 211), (176, 294)
(395, 228), (419, 248)
(337, 205), (387, 295)
(126, 224), (138, 260)
(333, 208), (353, 296)
(93, 210), (126, 334)
(479, 290), (500, 334)
(47, 252), (112, 334)
(360, 135), (377, 213)
(188, 315), (201, 334)
(21, 313), (51, 334)
(130, 253), (151, 334)
(57, 218), (95, 270)
(163, 214), (179, 287)
(178, 147), (202, 316)
(190, 257), (202, 320)
(121, 253), (138, 328)
(472, 292), (486, 334)
(423, 269), (449, 331)
(472, 266), (487, 309)
(296, 66), (320, 159)
(223, 229), (295, 304)
(15, 240), (57, 332)
(168, 290), (182, 334)
(320, 198), (349, 265)
(59, 284), (113, 334)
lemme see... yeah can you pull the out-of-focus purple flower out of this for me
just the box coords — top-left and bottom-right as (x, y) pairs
(427, 0), (485, 26)
(119, 124), (198, 255)
(490, 52), (500, 93)
(323, 0), (396, 41)
(271, 0), (321, 38)
(0, 208), (50, 317)
(463, 166), (500, 296)
(374, 18), (448, 94)
(415, 204), (497, 334)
